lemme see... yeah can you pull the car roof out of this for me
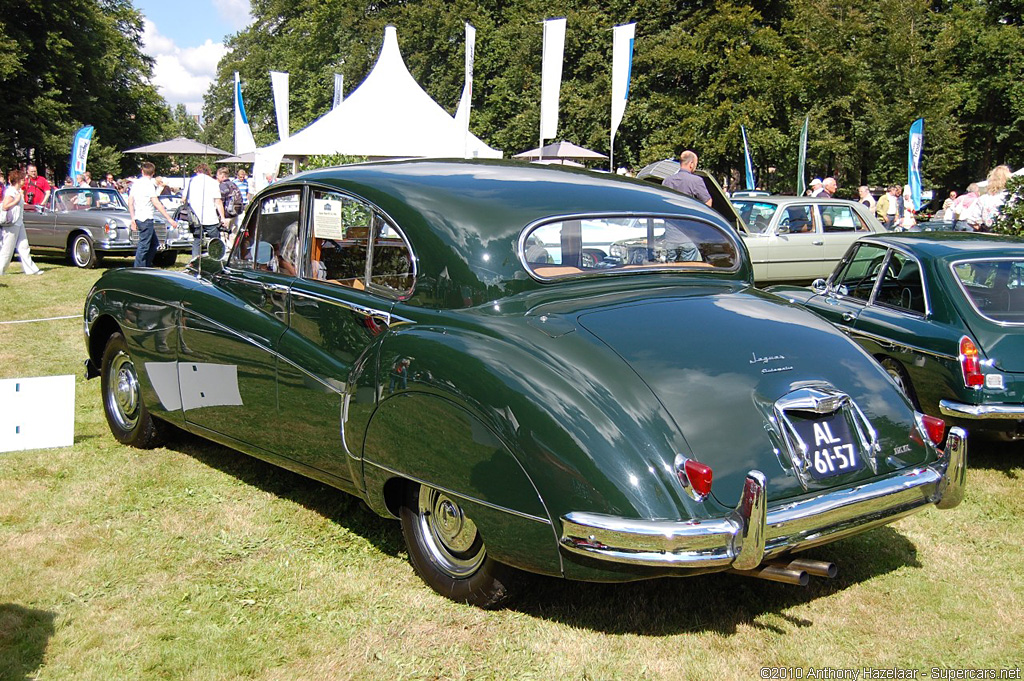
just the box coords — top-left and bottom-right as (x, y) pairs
(732, 195), (864, 206)
(859, 232), (1024, 263)
(291, 159), (725, 241)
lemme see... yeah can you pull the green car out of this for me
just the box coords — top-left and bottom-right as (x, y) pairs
(83, 161), (965, 607)
(769, 232), (1024, 441)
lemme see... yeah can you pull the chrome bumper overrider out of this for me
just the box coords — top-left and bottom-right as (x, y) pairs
(560, 427), (967, 570)
(939, 400), (1024, 420)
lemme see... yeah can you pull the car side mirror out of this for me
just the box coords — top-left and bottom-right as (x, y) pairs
(812, 278), (828, 293)
(255, 241), (274, 265)
(777, 224), (790, 234)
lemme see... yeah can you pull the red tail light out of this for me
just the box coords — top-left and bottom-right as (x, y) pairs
(682, 459), (713, 498)
(920, 414), (946, 447)
(959, 336), (984, 388)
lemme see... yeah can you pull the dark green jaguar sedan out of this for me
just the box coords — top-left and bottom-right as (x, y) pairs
(770, 232), (1024, 441)
(83, 161), (965, 607)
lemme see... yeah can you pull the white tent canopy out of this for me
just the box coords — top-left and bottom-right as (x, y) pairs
(261, 26), (501, 160)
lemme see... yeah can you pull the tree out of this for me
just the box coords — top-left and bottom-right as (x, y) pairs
(0, 0), (169, 179)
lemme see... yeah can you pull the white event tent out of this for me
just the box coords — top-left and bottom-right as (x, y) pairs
(257, 25), (501, 170)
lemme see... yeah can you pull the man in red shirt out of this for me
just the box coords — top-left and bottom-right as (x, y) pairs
(23, 165), (51, 206)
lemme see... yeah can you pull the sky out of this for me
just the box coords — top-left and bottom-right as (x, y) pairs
(134, 0), (253, 114)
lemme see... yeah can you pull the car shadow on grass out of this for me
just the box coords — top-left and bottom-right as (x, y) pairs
(506, 525), (920, 634)
(968, 437), (1022, 479)
(164, 428), (406, 558)
(0, 604), (56, 681)
(162, 429), (926, 633)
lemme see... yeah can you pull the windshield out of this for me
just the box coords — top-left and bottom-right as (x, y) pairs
(733, 201), (778, 233)
(54, 188), (127, 211)
(952, 258), (1024, 324)
(521, 215), (739, 280)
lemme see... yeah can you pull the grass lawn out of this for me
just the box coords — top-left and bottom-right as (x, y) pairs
(1, 253), (1022, 680)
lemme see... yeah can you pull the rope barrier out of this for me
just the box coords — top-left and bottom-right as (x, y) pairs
(0, 314), (81, 325)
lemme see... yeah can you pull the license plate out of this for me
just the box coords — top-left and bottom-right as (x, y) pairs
(790, 411), (863, 480)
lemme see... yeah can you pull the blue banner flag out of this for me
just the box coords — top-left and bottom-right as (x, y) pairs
(908, 118), (924, 211)
(741, 125), (755, 191)
(69, 125), (95, 181)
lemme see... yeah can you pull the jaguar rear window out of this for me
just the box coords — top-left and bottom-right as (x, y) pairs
(521, 216), (739, 280)
(952, 259), (1024, 324)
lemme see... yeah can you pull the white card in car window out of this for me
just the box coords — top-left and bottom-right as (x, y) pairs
(313, 199), (345, 239)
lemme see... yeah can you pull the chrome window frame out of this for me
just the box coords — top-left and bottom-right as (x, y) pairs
(949, 256), (1024, 327)
(227, 186), (304, 272)
(869, 246), (931, 318)
(826, 239), (932, 318)
(517, 211), (743, 283)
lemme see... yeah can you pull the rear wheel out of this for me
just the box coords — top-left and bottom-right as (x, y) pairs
(880, 357), (919, 409)
(101, 332), (164, 448)
(399, 482), (512, 608)
(69, 233), (99, 268)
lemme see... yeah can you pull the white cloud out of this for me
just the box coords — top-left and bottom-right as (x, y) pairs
(214, 0), (253, 31)
(142, 19), (229, 115)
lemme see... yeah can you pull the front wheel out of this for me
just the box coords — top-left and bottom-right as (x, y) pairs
(100, 332), (165, 448)
(69, 233), (99, 268)
(399, 483), (512, 608)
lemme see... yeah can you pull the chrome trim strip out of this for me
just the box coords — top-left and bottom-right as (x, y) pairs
(559, 439), (965, 568)
(290, 287), (391, 320)
(845, 327), (958, 363)
(938, 400), (1024, 420)
(363, 459), (552, 525)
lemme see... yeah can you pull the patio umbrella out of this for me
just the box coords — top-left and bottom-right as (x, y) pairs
(513, 140), (607, 161)
(216, 152), (256, 164)
(123, 137), (231, 156)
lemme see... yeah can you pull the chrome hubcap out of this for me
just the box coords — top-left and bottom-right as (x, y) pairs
(74, 237), (91, 265)
(886, 367), (906, 394)
(417, 486), (485, 577)
(107, 351), (140, 430)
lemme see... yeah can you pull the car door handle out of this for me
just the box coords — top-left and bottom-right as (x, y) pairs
(841, 312), (856, 322)
(812, 240), (824, 245)
(261, 282), (290, 294)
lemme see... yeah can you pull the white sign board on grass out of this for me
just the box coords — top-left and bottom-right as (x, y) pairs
(0, 375), (76, 453)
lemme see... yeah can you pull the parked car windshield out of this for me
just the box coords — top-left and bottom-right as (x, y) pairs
(54, 187), (127, 212)
(522, 215), (739, 279)
(952, 258), (1024, 324)
(733, 201), (778, 234)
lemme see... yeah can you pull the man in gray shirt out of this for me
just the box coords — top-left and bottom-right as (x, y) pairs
(662, 150), (712, 206)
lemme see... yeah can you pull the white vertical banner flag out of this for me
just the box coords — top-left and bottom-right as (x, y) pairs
(453, 23), (476, 158)
(540, 17), (566, 144)
(609, 22), (635, 171)
(332, 74), (344, 109)
(234, 72), (257, 155)
(270, 71), (290, 141)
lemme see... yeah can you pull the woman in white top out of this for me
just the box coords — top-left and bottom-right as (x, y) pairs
(0, 169), (43, 275)
(965, 165), (1012, 232)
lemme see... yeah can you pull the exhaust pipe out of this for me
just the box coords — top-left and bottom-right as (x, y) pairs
(729, 558), (837, 585)
(728, 564), (809, 586)
(782, 558), (837, 579)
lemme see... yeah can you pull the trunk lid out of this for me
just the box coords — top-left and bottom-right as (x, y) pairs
(577, 287), (930, 507)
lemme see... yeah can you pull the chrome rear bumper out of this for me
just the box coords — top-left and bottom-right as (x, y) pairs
(560, 427), (966, 570)
(939, 400), (1024, 420)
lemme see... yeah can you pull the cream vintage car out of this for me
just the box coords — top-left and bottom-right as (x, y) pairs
(733, 196), (887, 284)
